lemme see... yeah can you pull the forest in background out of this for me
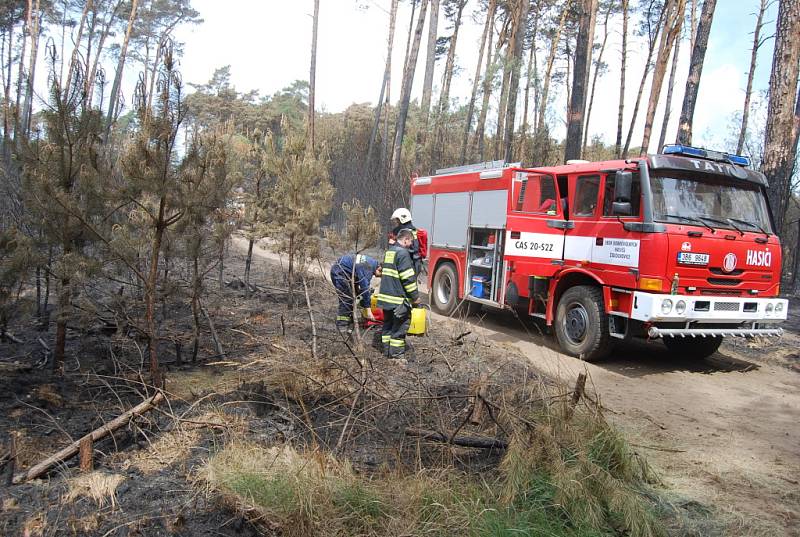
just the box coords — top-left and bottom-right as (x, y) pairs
(0, 0), (799, 388)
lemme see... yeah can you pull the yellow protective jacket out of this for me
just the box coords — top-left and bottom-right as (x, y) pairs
(376, 244), (419, 310)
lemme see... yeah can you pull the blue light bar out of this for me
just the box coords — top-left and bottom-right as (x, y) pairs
(661, 144), (751, 167)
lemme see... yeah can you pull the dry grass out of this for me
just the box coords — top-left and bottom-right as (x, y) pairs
(65, 472), (126, 509)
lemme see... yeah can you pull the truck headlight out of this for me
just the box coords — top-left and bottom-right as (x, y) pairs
(775, 302), (784, 313)
(661, 299), (673, 314)
(675, 300), (686, 314)
(765, 303), (774, 313)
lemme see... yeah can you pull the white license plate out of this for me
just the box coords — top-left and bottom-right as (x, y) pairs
(677, 252), (709, 265)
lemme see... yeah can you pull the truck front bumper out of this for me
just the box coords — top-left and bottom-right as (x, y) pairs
(630, 292), (788, 338)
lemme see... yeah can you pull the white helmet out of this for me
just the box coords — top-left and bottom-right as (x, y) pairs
(391, 208), (412, 224)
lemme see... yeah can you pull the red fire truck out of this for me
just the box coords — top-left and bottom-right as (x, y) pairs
(410, 145), (789, 361)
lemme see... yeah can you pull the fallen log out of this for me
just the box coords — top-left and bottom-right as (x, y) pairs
(12, 391), (165, 484)
(405, 427), (508, 450)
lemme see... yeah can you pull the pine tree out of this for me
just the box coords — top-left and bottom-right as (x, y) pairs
(263, 127), (333, 309)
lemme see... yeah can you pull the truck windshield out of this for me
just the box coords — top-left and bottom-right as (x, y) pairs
(650, 175), (772, 233)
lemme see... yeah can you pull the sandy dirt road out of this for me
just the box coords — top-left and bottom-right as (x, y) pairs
(234, 236), (800, 535)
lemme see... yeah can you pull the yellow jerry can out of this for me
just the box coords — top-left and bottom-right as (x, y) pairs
(408, 307), (427, 336)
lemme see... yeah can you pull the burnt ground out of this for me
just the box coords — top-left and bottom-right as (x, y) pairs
(0, 251), (544, 537)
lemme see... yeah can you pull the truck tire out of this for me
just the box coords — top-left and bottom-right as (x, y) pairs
(432, 262), (459, 315)
(554, 285), (612, 362)
(663, 335), (722, 359)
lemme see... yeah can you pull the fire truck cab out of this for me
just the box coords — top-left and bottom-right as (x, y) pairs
(411, 146), (789, 361)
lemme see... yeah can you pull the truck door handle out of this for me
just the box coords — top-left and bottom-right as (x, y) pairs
(547, 220), (574, 230)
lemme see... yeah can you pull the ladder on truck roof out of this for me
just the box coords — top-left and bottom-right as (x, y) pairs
(434, 160), (522, 176)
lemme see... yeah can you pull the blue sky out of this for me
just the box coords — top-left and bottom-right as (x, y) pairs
(173, 0), (779, 157)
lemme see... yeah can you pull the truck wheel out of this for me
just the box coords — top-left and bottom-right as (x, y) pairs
(554, 285), (612, 361)
(663, 335), (722, 359)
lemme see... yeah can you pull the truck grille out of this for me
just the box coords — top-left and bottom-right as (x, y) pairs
(707, 278), (741, 286)
(713, 302), (740, 312)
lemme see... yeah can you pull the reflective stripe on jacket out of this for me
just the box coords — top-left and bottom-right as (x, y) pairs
(376, 245), (419, 310)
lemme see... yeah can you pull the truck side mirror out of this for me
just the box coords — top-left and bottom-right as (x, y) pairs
(614, 171), (633, 202)
(612, 171), (633, 215)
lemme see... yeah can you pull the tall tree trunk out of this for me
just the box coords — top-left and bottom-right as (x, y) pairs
(762, 0), (800, 237)
(657, 24), (682, 152)
(432, 0), (465, 165)
(401, 0), (419, 76)
(54, 274), (69, 373)
(503, 0), (531, 163)
(64, 0), (92, 96)
(615, 0), (629, 157)
(583, 1), (612, 153)
(21, 0), (41, 138)
(191, 254), (200, 362)
(308, 0), (319, 153)
(536, 0), (571, 134)
(2, 22), (12, 147)
(105, 0), (139, 137)
(737, 0), (769, 154)
(519, 13), (539, 157)
(676, 0), (717, 145)
(461, 0), (496, 164)
(563, 0), (599, 162)
(623, 4), (665, 156)
(13, 0), (29, 140)
(389, 0), (428, 183)
(420, 0), (439, 124)
(367, 0), (398, 170)
(146, 203), (167, 388)
(473, 14), (504, 161)
(494, 45), (512, 159)
(640, 0), (686, 154)
(86, 2), (122, 107)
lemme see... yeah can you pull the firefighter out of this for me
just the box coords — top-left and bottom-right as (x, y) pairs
(330, 254), (381, 330)
(388, 208), (423, 273)
(376, 229), (420, 358)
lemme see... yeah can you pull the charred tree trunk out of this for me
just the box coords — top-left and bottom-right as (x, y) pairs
(564, 0), (599, 162)
(461, 0), (496, 164)
(146, 200), (167, 388)
(389, 0), (428, 183)
(762, 0), (800, 237)
(13, 1), (28, 140)
(191, 254), (200, 362)
(676, 0), (717, 145)
(640, 0), (686, 154)
(737, 0), (769, 154)
(615, 0), (629, 157)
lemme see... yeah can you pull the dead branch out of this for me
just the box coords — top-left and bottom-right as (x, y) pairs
(2, 332), (23, 344)
(405, 427), (508, 450)
(566, 372), (587, 421)
(200, 303), (225, 358)
(302, 277), (318, 360)
(12, 391), (165, 484)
